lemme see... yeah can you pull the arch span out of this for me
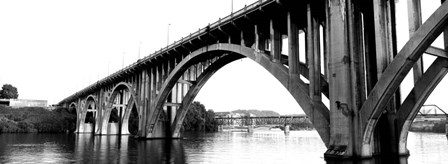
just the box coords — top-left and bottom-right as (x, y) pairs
(84, 95), (97, 123)
(146, 43), (330, 146)
(69, 102), (81, 133)
(77, 95), (97, 133)
(396, 57), (448, 154)
(69, 102), (77, 114)
(360, 2), (448, 156)
(171, 54), (245, 137)
(98, 82), (140, 135)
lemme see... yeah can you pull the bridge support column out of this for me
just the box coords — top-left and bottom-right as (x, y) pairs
(445, 121), (448, 136)
(284, 125), (290, 134)
(74, 100), (80, 133)
(270, 18), (281, 62)
(95, 89), (104, 135)
(370, 0), (401, 157)
(247, 125), (254, 133)
(325, 0), (365, 159)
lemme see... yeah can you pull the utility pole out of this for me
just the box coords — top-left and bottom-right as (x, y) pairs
(167, 23), (171, 46)
(107, 61), (110, 75)
(231, 0), (233, 13)
(122, 52), (125, 68)
(138, 41), (141, 59)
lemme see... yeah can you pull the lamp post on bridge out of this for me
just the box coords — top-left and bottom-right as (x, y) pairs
(231, 0), (233, 13)
(167, 23), (171, 46)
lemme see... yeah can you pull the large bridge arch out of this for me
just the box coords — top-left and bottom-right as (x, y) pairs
(146, 43), (330, 146)
(396, 58), (448, 155)
(98, 82), (140, 135)
(359, 2), (448, 156)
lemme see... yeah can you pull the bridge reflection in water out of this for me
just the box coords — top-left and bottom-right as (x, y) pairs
(0, 132), (446, 163)
(70, 132), (447, 164)
(73, 134), (186, 164)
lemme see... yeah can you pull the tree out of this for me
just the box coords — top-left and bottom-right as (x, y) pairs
(0, 84), (18, 99)
(183, 101), (218, 132)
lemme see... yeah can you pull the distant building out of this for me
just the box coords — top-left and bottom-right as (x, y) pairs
(215, 112), (231, 118)
(0, 99), (48, 108)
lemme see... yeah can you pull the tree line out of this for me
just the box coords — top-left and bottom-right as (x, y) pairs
(182, 101), (218, 132)
(0, 106), (76, 133)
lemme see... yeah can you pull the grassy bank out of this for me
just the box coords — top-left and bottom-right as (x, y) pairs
(0, 105), (76, 133)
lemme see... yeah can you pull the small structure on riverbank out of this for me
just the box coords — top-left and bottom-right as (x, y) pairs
(410, 105), (447, 134)
(0, 99), (47, 108)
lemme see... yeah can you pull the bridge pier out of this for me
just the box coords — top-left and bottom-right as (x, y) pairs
(284, 125), (290, 134)
(446, 121), (448, 136)
(324, 0), (404, 159)
(247, 125), (254, 133)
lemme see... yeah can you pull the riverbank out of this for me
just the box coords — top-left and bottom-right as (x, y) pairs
(410, 120), (447, 133)
(0, 105), (76, 133)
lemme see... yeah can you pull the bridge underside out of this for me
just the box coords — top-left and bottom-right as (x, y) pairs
(59, 0), (448, 159)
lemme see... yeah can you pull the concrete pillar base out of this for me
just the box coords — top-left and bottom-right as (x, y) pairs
(284, 125), (290, 134)
(323, 145), (349, 159)
(445, 123), (448, 136)
(324, 149), (410, 160)
(247, 125), (254, 133)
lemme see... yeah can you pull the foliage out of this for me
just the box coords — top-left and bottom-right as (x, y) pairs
(231, 109), (280, 117)
(0, 84), (19, 99)
(182, 101), (218, 132)
(432, 121), (446, 133)
(284, 119), (314, 130)
(0, 105), (76, 133)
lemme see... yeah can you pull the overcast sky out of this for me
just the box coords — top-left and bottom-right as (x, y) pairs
(0, 0), (447, 114)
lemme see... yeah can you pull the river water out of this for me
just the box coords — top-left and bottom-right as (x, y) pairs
(0, 131), (446, 163)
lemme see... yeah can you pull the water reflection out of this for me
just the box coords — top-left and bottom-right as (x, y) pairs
(0, 131), (446, 163)
(73, 134), (185, 163)
(325, 157), (410, 164)
(0, 134), (74, 163)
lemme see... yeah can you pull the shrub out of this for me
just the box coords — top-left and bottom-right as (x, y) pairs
(0, 106), (76, 133)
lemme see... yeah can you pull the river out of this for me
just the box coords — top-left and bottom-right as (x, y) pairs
(0, 131), (446, 163)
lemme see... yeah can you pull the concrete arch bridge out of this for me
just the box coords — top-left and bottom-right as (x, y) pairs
(59, 0), (448, 159)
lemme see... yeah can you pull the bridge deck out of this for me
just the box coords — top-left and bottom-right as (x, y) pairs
(58, 0), (282, 104)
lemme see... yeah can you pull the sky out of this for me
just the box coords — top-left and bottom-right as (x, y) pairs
(0, 0), (447, 115)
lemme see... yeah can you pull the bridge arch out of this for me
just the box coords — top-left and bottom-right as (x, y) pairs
(98, 82), (140, 135)
(69, 102), (81, 133)
(146, 43), (330, 145)
(84, 95), (97, 123)
(396, 58), (448, 155)
(69, 102), (77, 114)
(360, 2), (448, 156)
(76, 95), (97, 133)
